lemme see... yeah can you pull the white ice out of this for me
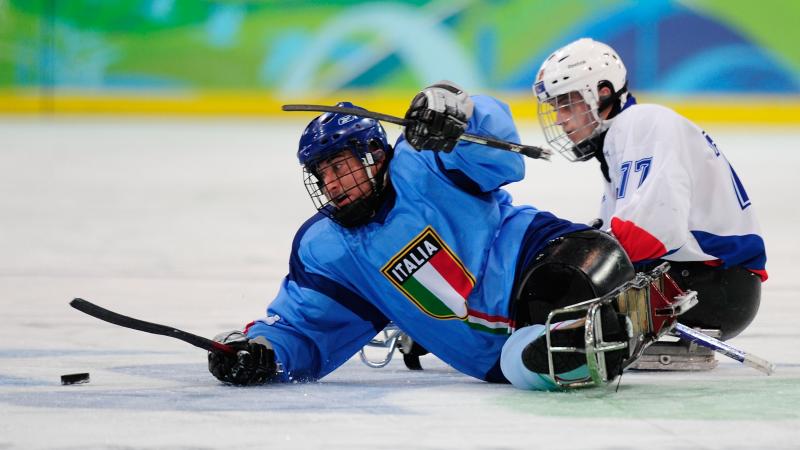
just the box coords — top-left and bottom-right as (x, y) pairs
(1, 116), (798, 449)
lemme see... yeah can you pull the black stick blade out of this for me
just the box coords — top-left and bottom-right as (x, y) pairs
(69, 298), (235, 354)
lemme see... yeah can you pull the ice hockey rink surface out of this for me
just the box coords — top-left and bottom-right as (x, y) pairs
(1, 117), (798, 449)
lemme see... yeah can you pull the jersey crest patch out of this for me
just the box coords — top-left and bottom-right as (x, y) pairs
(382, 226), (475, 319)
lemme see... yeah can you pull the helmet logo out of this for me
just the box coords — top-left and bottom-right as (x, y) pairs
(338, 115), (357, 125)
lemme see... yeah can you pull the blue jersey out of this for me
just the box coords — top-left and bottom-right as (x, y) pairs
(246, 96), (587, 383)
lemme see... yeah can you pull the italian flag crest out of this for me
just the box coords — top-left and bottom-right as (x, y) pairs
(382, 226), (475, 319)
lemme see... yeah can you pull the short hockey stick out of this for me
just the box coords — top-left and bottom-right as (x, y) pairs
(69, 298), (236, 354)
(282, 104), (552, 161)
(674, 323), (775, 375)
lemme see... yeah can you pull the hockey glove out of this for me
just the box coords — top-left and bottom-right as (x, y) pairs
(587, 218), (604, 230)
(208, 330), (277, 385)
(404, 80), (474, 152)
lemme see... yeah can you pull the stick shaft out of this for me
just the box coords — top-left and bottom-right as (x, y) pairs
(282, 104), (551, 160)
(69, 298), (235, 354)
(283, 104), (410, 127)
(674, 323), (774, 375)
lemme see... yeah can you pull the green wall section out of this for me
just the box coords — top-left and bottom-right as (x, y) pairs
(1, 0), (799, 115)
(685, 0), (800, 71)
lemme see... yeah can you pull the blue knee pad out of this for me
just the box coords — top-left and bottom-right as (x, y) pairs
(500, 324), (589, 391)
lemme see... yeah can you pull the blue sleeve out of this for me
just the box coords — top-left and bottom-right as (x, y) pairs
(395, 95), (525, 194)
(245, 214), (389, 382)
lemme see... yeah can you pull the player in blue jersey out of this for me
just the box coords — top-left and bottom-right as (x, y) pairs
(532, 38), (766, 368)
(207, 82), (639, 390)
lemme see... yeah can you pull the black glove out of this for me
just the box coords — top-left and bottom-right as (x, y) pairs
(208, 330), (278, 385)
(404, 80), (474, 152)
(587, 218), (604, 230)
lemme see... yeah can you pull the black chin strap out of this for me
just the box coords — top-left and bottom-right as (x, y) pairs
(590, 131), (611, 182)
(598, 82), (628, 120)
(590, 82), (628, 182)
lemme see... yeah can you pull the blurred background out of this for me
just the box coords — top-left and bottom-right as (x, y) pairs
(1, 0), (799, 123)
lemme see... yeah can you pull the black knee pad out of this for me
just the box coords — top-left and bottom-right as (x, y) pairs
(513, 230), (635, 327)
(666, 262), (761, 340)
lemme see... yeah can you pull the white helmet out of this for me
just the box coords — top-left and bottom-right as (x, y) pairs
(533, 38), (628, 161)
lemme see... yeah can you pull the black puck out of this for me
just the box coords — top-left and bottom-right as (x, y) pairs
(61, 372), (90, 385)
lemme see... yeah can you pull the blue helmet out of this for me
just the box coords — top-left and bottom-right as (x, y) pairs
(297, 102), (393, 227)
(297, 102), (389, 167)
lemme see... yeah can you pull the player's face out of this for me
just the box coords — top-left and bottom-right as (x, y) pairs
(317, 150), (376, 208)
(552, 91), (597, 144)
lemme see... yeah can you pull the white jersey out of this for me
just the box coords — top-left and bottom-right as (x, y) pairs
(599, 104), (767, 280)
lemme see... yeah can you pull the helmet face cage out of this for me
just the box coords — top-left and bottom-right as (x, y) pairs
(537, 90), (601, 162)
(302, 139), (385, 227)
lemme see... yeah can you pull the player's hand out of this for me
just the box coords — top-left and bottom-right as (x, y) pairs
(404, 80), (474, 152)
(208, 330), (277, 385)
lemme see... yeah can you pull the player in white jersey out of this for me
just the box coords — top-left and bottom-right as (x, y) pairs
(206, 82), (646, 389)
(532, 38), (766, 354)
